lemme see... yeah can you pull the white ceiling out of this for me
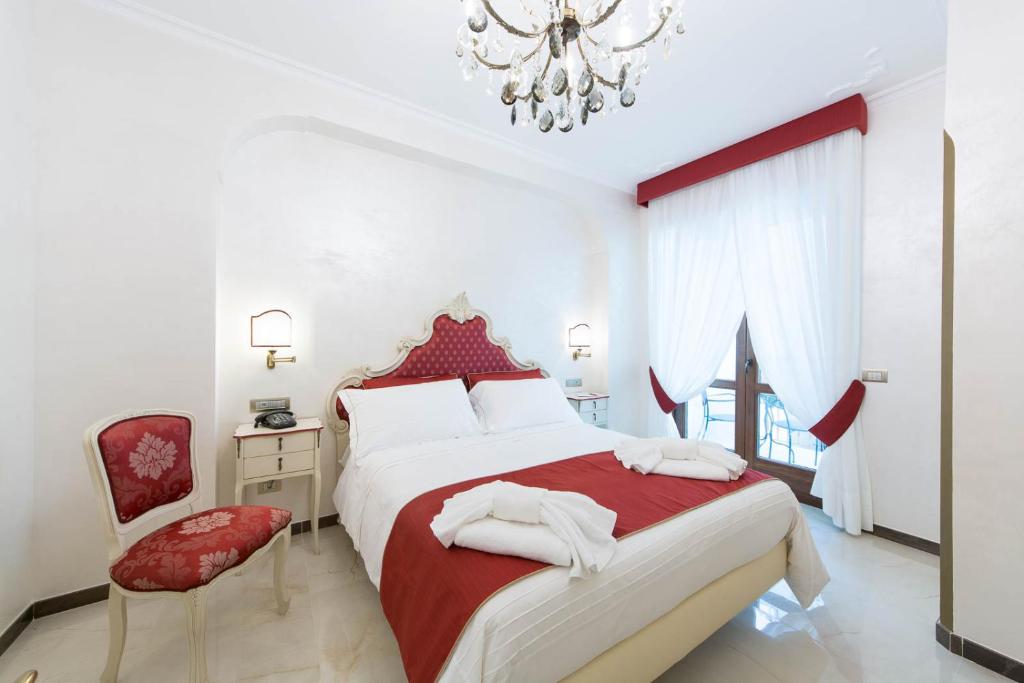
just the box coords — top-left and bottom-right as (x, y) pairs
(126, 0), (947, 191)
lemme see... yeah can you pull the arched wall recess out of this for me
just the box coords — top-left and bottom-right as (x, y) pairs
(212, 113), (641, 516)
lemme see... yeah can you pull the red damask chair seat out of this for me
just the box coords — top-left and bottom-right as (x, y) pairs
(110, 505), (292, 593)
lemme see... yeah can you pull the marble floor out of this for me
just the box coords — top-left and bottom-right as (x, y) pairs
(0, 507), (1007, 683)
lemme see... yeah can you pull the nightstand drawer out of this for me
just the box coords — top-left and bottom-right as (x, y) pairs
(244, 450), (315, 479)
(243, 431), (316, 458)
(575, 398), (608, 412)
(580, 409), (608, 426)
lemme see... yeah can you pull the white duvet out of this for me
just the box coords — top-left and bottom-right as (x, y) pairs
(334, 423), (828, 683)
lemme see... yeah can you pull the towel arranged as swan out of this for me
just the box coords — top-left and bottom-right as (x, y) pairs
(614, 438), (747, 481)
(430, 480), (617, 578)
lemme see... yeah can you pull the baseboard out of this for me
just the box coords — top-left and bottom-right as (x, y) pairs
(937, 620), (1024, 682)
(796, 493), (938, 557)
(33, 584), (110, 619)
(0, 605), (32, 658)
(792, 491), (823, 509)
(0, 513), (338, 658)
(870, 524), (940, 556)
(290, 513), (339, 536)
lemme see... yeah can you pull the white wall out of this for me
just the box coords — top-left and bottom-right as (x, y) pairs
(947, 0), (1024, 662)
(861, 77), (945, 542)
(216, 129), (606, 514)
(0, 0), (37, 631)
(29, 0), (646, 599)
(604, 208), (651, 436)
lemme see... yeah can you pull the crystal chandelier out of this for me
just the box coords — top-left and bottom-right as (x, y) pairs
(456, 0), (686, 133)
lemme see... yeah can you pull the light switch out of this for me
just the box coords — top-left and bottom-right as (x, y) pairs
(861, 369), (888, 383)
(250, 397), (290, 412)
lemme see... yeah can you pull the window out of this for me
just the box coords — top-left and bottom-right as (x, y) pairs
(674, 318), (822, 503)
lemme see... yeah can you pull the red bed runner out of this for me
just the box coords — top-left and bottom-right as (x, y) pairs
(379, 450), (773, 682)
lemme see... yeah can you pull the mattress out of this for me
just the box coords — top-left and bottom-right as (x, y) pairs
(333, 422), (825, 682)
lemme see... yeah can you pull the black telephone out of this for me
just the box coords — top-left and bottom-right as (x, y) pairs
(254, 410), (297, 430)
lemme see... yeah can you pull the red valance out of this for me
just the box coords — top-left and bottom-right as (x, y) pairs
(636, 94), (868, 207)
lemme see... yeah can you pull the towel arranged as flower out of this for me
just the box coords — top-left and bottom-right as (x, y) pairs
(614, 438), (748, 481)
(430, 480), (617, 579)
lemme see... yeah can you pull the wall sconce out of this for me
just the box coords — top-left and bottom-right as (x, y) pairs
(569, 323), (592, 361)
(251, 309), (297, 369)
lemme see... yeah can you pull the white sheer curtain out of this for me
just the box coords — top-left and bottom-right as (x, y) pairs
(648, 173), (745, 436)
(646, 128), (872, 534)
(733, 129), (872, 534)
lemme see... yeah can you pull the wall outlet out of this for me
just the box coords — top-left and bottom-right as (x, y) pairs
(257, 480), (282, 495)
(565, 378), (583, 388)
(250, 397), (290, 413)
(861, 369), (889, 383)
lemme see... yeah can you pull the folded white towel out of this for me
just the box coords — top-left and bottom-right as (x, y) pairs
(430, 481), (617, 578)
(614, 438), (747, 480)
(453, 518), (572, 567)
(493, 483), (543, 524)
(651, 459), (732, 481)
(660, 439), (747, 479)
(613, 441), (664, 474)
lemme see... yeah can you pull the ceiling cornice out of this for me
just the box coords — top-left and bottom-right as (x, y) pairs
(78, 0), (633, 194)
(866, 67), (946, 107)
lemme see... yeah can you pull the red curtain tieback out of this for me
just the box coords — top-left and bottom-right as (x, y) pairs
(649, 367), (679, 414)
(809, 380), (866, 447)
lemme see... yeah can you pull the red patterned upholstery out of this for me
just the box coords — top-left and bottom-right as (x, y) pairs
(335, 316), (524, 420)
(401, 316), (520, 375)
(97, 415), (195, 524)
(362, 373), (460, 389)
(466, 368), (544, 390)
(110, 505), (291, 592)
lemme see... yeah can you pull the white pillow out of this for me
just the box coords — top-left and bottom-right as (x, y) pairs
(339, 379), (482, 461)
(469, 377), (582, 433)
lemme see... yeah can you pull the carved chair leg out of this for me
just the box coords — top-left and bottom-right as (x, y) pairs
(274, 529), (291, 616)
(101, 586), (127, 683)
(182, 587), (210, 683)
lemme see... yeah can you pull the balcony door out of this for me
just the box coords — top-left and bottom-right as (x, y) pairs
(673, 318), (822, 505)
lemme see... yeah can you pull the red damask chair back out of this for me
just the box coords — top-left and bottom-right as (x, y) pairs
(83, 409), (201, 560)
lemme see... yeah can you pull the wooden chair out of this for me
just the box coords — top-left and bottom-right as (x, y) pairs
(83, 410), (292, 683)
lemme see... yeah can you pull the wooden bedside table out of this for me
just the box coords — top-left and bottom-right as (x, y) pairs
(567, 393), (609, 428)
(233, 417), (323, 555)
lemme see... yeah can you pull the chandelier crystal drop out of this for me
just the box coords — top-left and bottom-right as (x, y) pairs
(456, 0), (686, 133)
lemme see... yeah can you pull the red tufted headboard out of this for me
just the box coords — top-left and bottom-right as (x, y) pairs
(326, 293), (545, 434)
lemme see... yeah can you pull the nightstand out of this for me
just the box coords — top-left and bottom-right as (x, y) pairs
(567, 393), (609, 428)
(233, 417), (323, 555)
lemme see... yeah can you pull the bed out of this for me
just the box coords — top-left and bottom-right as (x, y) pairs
(326, 293), (828, 683)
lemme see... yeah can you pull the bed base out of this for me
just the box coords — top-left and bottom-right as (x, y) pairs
(563, 540), (787, 683)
